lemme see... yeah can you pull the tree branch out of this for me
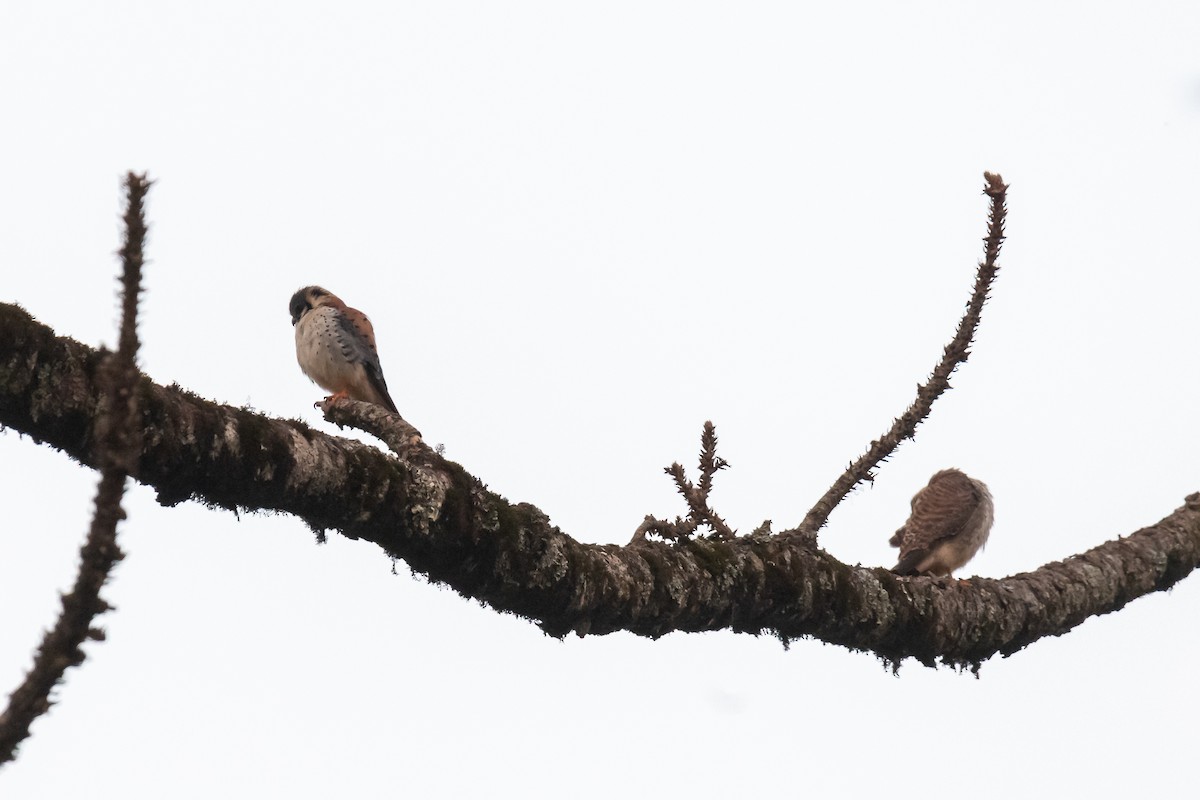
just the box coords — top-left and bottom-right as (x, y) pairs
(0, 172), (149, 764)
(2, 300), (1198, 670)
(791, 172), (1008, 539)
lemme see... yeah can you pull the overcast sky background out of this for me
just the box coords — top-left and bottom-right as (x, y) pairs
(3, 3), (1199, 797)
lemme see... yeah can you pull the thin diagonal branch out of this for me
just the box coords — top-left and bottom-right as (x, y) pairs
(790, 171), (1007, 539)
(0, 172), (150, 765)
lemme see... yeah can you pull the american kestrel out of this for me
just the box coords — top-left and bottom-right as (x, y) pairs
(289, 286), (398, 413)
(890, 468), (993, 577)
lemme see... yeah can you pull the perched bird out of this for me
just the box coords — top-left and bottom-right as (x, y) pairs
(289, 286), (398, 413)
(890, 468), (993, 577)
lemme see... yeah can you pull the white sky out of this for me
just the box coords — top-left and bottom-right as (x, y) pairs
(3, 2), (1199, 797)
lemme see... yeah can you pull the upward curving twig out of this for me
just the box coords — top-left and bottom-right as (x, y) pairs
(789, 172), (1008, 540)
(0, 172), (150, 765)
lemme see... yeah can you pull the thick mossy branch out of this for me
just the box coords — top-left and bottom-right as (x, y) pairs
(792, 171), (1008, 540)
(2, 304), (1198, 670)
(0, 173), (149, 765)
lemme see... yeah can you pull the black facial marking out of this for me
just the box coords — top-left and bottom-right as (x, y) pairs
(288, 289), (310, 326)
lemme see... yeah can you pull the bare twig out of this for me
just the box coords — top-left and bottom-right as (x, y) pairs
(0, 172), (150, 765)
(789, 172), (1008, 539)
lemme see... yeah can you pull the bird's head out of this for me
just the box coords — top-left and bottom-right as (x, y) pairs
(289, 286), (341, 325)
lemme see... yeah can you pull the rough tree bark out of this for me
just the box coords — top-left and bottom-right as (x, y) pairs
(1, 175), (1198, 681)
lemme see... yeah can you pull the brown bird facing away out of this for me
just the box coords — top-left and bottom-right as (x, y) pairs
(289, 286), (398, 413)
(890, 468), (993, 577)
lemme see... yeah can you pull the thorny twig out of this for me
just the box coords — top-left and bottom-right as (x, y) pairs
(0, 172), (150, 765)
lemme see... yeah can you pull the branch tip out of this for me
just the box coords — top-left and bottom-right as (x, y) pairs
(320, 397), (429, 461)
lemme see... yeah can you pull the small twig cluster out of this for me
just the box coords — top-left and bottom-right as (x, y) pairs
(630, 421), (736, 543)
